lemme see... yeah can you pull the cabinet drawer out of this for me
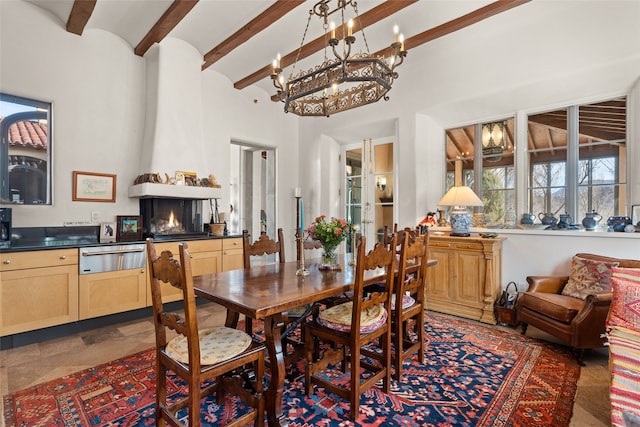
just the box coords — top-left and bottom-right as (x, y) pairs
(452, 242), (484, 251)
(153, 239), (222, 254)
(186, 239), (222, 253)
(0, 249), (78, 271)
(223, 237), (242, 250)
(429, 240), (483, 251)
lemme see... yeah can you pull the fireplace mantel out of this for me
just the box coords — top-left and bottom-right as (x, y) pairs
(128, 183), (221, 200)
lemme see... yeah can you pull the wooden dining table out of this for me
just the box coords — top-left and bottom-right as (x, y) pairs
(192, 255), (436, 427)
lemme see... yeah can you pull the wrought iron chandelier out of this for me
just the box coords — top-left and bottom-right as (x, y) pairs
(271, 0), (407, 117)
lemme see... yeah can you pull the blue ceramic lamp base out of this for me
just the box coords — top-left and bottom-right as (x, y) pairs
(449, 207), (471, 237)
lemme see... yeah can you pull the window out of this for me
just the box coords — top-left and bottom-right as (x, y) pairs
(445, 118), (515, 226)
(444, 96), (628, 228)
(527, 97), (626, 222)
(0, 93), (52, 205)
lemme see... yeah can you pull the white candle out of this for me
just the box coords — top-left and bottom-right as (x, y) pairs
(294, 187), (301, 198)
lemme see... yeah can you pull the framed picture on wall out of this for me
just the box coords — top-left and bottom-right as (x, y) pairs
(116, 215), (142, 241)
(99, 222), (117, 243)
(72, 171), (116, 202)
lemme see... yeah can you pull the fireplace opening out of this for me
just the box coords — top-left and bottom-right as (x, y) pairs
(140, 198), (205, 238)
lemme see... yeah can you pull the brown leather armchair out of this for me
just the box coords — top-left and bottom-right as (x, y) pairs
(517, 253), (640, 365)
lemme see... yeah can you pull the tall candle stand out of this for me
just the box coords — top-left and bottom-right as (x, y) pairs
(295, 195), (309, 276)
(348, 228), (357, 266)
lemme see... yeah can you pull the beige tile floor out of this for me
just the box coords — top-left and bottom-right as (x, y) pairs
(0, 303), (610, 427)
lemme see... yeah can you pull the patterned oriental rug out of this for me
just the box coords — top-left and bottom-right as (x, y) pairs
(3, 313), (581, 426)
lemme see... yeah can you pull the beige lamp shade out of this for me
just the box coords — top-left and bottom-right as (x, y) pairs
(438, 186), (484, 207)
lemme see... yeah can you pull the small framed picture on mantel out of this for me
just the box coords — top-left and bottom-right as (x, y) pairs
(116, 215), (142, 242)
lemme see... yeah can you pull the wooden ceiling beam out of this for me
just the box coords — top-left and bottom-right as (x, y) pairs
(236, 0), (418, 91)
(134, 0), (199, 57)
(445, 130), (465, 158)
(373, 0), (531, 58)
(202, 0), (306, 71)
(268, 0), (530, 101)
(66, 0), (97, 35)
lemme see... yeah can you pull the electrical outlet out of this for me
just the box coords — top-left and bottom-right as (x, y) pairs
(91, 211), (100, 223)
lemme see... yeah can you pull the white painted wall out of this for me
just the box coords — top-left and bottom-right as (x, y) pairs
(1, 1), (144, 226)
(495, 229), (640, 292)
(0, 1), (300, 255)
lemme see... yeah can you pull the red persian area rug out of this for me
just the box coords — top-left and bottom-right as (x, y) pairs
(3, 312), (581, 426)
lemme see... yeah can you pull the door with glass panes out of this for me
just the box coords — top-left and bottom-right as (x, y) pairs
(344, 139), (394, 252)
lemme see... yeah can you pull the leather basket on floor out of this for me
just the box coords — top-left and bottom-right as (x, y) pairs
(495, 281), (519, 326)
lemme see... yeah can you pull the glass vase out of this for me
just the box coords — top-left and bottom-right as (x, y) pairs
(322, 245), (339, 267)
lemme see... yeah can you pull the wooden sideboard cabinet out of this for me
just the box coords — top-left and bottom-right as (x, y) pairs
(425, 235), (504, 324)
(0, 249), (79, 335)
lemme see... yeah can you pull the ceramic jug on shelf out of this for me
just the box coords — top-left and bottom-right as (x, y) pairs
(521, 213), (536, 225)
(581, 210), (602, 231)
(538, 212), (557, 226)
(557, 213), (572, 229)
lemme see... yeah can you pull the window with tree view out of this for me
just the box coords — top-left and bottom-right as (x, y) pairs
(0, 93), (52, 205)
(445, 118), (515, 226)
(527, 97), (626, 224)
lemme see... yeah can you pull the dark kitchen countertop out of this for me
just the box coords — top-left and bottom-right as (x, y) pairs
(1, 226), (241, 253)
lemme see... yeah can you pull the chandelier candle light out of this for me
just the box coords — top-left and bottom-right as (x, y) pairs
(271, 0), (407, 117)
(438, 186), (484, 237)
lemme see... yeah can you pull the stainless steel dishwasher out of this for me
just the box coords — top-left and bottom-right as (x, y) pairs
(78, 244), (147, 320)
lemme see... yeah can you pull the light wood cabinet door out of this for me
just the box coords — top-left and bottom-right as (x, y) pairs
(1, 263), (79, 335)
(79, 268), (147, 320)
(191, 250), (222, 276)
(222, 238), (244, 271)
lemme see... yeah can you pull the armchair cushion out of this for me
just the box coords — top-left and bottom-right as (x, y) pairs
(561, 255), (619, 299)
(608, 267), (640, 330)
(519, 292), (583, 324)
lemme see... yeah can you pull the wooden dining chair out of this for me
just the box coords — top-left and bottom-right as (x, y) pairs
(392, 229), (429, 379)
(304, 234), (397, 419)
(243, 228), (314, 361)
(242, 228), (285, 268)
(147, 239), (266, 427)
(242, 228), (285, 334)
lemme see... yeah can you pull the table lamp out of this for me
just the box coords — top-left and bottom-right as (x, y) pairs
(438, 186), (484, 236)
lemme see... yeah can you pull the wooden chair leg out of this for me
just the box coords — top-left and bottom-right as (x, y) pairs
(349, 347), (360, 420)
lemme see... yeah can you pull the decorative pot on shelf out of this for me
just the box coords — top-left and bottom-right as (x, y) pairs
(209, 223), (225, 236)
(538, 212), (557, 226)
(520, 213), (536, 225)
(557, 213), (572, 229)
(581, 210), (602, 231)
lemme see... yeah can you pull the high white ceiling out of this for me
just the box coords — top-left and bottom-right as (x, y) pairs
(22, 0), (640, 132)
(25, 0), (507, 94)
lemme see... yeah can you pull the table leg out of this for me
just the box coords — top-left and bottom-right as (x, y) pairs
(224, 309), (240, 328)
(264, 313), (287, 427)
